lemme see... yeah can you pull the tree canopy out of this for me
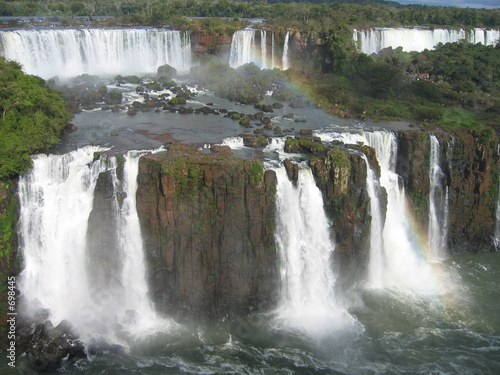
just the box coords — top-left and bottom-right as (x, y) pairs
(0, 57), (72, 178)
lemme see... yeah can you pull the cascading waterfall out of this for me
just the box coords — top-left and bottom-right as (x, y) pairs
(428, 135), (449, 260)
(353, 27), (500, 54)
(229, 29), (257, 69)
(274, 165), (354, 335)
(360, 154), (384, 288)
(0, 28), (191, 79)
(282, 31), (290, 70)
(317, 130), (437, 292)
(229, 29), (290, 70)
(271, 32), (275, 69)
(18, 147), (170, 344)
(260, 30), (267, 69)
(495, 165), (500, 251)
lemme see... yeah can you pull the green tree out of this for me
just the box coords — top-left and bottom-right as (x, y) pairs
(0, 58), (72, 177)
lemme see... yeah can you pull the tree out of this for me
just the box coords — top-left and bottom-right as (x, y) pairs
(0, 58), (72, 177)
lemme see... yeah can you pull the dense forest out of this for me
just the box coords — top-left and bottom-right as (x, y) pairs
(0, 58), (72, 178)
(0, 0), (498, 28)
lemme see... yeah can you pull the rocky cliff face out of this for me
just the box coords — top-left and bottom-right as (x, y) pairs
(190, 31), (232, 56)
(397, 129), (499, 253)
(308, 145), (376, 288)
(136, 145), (278, 320)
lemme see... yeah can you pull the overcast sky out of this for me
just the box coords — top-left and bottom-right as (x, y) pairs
(394, 0), (500, 9)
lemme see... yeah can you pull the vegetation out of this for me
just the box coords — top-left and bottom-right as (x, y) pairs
(191, 61), (284, 104)
(0, 1), (498, 29)
(0, 58), (72, 178)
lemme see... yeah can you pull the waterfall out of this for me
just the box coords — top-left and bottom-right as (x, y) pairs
(229, 29), (289, 70)
(271, 32), (275, 69)
(361, 154), (384, 288)
(229, 29), (257, 69)
(18, 147), (170, 343)
(317, 130), (437, 292)
(274, 165), (353, 334)
(0, 28), (191, 79)
(428, 135), (449, 259)
(353, 27), (500, 54)
(261, 30), (267, 69)
(282, 31), (290, 70)
(495, 165), (500, 251)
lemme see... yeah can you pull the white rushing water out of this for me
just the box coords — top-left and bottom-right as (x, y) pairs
(274, 165), (354, 335)
(229, 29), (290, 69)
(360, 154), (384, 288)
(428, 135), (449, 260)
(317, 130), (437, 293)
(18, 147), (170, 344)
(0, 28), (191, 79)
(282, 31), (290, 70)
(353, 27), (500, 54)
(495, 165), (500, 251)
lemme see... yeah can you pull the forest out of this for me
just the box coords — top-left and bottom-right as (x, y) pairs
(0, 0), (498, 28)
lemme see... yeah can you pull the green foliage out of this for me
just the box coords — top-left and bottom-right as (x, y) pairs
(328, 146), (350, 169)
(169, 96), (187, 105)
(285, 138), (327, 154)
(247, 160), (264, 186)
(191, 62), (283, 104)
(157, 64), (177, 80)
(0, 58), (72, 177)
(0, 181), (16, 258)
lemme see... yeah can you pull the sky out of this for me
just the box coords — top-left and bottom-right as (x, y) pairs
(394, 0), (500, 9)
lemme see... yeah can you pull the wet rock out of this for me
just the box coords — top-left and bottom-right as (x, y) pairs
(136, 147), (278, 320)
(284, 158), (298, 184)
(299, 129), (313, 136)
(18, 320), (86, 371)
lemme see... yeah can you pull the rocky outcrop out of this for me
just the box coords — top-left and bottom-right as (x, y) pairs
(397, 129), (499, 253)
(190, 31), (232, 56)
(136, 145), (278, 320)
(0, 179), (18, 348)
(17, 320), (86, 371)
(309, 145), (376, 288)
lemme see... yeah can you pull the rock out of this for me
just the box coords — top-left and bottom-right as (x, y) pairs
(284, 159), (298, 184)
(127, 107), (137, 116)
(254, 103), (274, 113)
(240, 134), (269, 147)
(254, 112), (264, 120)
(283, 113), (294, 119)
(136, 148), (278, 320)
(18, 321), (86, 371)
(239, 116), (252, 127)
(210, 145), (232, 155)
(272, 102), (284, 109)
(299, 129), (313, 136)
(199, 106), (213, 115)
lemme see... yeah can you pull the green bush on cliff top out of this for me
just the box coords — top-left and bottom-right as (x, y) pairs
(0, 57), (72, 178)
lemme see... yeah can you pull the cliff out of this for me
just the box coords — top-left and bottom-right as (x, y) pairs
(308, 144), (378, 288)
(190, 31), (232, 56)
(135, 145), (278, 320)
(397, 129), (499, 253)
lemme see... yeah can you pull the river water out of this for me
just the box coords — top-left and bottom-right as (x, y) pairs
(2, 79), (499, 374)
(3, 253), (499, 374)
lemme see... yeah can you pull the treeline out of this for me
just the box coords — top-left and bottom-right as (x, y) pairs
(294, 35), (500, 132)
(0, 57), (72, 178)
(0, 0), (498, 28)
